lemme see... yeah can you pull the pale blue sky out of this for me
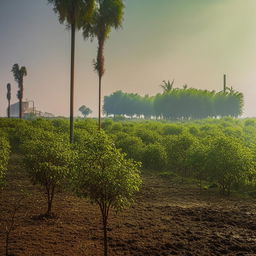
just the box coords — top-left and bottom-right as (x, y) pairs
(1, 0), (256, 117)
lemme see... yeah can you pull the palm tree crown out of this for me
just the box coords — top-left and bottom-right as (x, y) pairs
(11, 64), (27, 119)
(160, 80), (174, 93)
(11, 64), (27, 88)
(83, 0), (124, 76)
(48, 0), (95, 28)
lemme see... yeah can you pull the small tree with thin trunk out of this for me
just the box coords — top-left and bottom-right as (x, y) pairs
(23, 131), (73, 216)
(206, 136), (254, 196)
(79, 105), (92, 117)
(83, 0), (124, 129)
(11, 64), (27, 119)
(6, 83), (11, 118)
(74, 131), (141, 256)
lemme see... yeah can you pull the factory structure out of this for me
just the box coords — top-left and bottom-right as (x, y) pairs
(8, 101), (54, 118)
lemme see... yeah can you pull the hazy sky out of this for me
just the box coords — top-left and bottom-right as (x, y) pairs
(1, 0), (256, 117)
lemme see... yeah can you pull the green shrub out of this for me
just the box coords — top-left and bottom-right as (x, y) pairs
(23, 131), (73, 215)
(206, 136), (254, 196)
(74, 131), (141, 256)
(164, 133), (196, 178)
(134, 128), (161, 144)
(161, 124), (183, 135)
(113, 132), (144, 161)
(142, 143), (167, 171)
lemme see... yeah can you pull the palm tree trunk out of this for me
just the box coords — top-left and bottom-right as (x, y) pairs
(98, 75), (102, 130)
(7, 99), (10, 118)
(19, 95), (22, 119)
(70, 22), (75, 143)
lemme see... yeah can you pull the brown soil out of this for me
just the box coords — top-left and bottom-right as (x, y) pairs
(0, 154), (256, 256)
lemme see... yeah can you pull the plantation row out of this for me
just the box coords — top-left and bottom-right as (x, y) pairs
(1, 117), (256, 254)
(0, 130), (10, 189)
(0, 118), (141, 255)
(102, 118), (256, 196)
(2, 117), (256, 197)
(103, 89), (243, 119)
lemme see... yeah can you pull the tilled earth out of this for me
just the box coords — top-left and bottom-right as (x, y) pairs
(0, 154), (256, 256)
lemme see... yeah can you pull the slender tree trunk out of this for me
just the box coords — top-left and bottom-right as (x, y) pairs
(46, 186), (55, 216)
(100, 203), (110, 256)
(46, 188), (51, 215)
(70, 22), (76, 143)
(103, 216), (108, 256)
(98, 75), (102, 130)
(101, 210), (108, 256)
(19, 95), (22, 119)
(7, 99), (10, 118)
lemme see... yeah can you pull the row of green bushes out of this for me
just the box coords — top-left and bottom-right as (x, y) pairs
(1, 117), (256, 196)
(0, 129), (10, 188)
(0, 118), (141, 252)
(104, 119), (256, 196)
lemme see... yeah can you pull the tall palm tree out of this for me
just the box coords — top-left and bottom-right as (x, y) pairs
(11, 64), (27, 119)
(83, 0), (124, 130)
(48, 0), (95, 143)
(6, 83), (11, 118)
(160, 80), (174, 93)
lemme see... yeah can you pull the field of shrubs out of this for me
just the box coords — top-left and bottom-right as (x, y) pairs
(0, 117), (256, 255)
(103, 117), (256, 196)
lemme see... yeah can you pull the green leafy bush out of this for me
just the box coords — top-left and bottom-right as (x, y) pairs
(113, 132), (144, 161)
(206, 136), (254, 195)
(164, 133), (197, 178)
(23, 131), (73, 215)
(142, 143), (167, 171)
(74, 131), (141, 256)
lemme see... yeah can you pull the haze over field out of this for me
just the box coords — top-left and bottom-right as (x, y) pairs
(1, 0), (256, 117)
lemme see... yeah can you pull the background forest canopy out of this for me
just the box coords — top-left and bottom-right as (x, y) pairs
(103, 81), (243, 120)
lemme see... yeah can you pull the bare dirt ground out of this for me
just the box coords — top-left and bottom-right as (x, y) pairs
(0, 154), (256, 256)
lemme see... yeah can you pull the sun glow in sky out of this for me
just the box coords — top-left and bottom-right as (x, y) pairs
(1, 0), (256, 117)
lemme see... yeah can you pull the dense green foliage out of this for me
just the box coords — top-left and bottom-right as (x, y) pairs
(22, 130), (73, 215)
(2, 116), (256, 199)
(2, 116), (256, 256)
(74, 130), (141, 210)
(101, 117), (256, 195)
(104, 88), (243, 119)
(206, 136), (254, 195)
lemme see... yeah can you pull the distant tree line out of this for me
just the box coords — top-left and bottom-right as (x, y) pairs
(103, 87), (243, 120)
